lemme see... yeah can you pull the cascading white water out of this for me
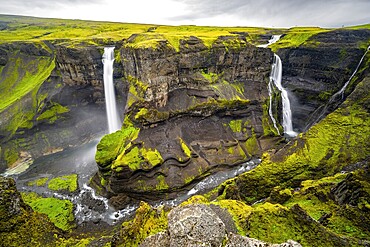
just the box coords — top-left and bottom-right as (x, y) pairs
(334, 45), (370, 99)
(258, 35), (282, 48)
(270, 54), (298, 137)
(102, 47), (121, 133)
(258, 35), (297, 137)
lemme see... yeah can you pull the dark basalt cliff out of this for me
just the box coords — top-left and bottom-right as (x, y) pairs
(278, 29), (370, 131)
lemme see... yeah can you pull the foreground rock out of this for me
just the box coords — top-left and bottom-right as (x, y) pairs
(138, 204), (302, 247)
(0, 176), (59, 246)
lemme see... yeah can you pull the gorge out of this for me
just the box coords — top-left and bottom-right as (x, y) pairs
(0, 15), (370, 247)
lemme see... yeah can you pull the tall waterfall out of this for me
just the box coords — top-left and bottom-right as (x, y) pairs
(269, 54), (298, 137)
(102, 47), (121, 133)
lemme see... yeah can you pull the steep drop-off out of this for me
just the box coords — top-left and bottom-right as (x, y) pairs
(93, 29), (370, 207)
(92, 35), (286, 205)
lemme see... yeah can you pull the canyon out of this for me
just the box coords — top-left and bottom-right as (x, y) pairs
(0, 15), (370, 246)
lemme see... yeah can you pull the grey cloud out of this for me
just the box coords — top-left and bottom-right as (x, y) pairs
(0, 0), (103, 14)
(172, 0), (370, 27)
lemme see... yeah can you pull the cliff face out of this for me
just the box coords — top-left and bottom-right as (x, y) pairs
(0, 42), (125, 172)
(278, 29), (370, 131)
(92, 30), (370, 205)
(93, 36), (281, 203)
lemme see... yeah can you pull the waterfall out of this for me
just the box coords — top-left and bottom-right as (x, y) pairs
(258, 35), (282, 48)
(259, 35), (297, 137)
(306, 45), (370, 129)
(102, 47), (121, 133)
(269, 54), (298, 137)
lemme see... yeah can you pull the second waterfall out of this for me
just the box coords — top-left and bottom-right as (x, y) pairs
(102, 47), (121, 133)
(269, 54), (298, 137)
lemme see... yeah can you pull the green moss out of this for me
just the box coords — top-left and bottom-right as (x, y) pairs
(119, 146), (141, 170)
(135, 108), (148, 120)
(245, 129), (259, 156)
(180, 195), (209, 206)
(57, 237), (93, 247)
(326, 207), (370, 239)
(201, 70), (220, 84)
(120, 201), (169, 246)
(245, 202), (352, 247)
(126, 75), (149, 107)
(220, 89), (370, 204)
(210, 79), (245, 101)
(4, 148), (19, 165)
(179, 138), (192, 157)
(124, 33), (169, 49)
(47, 174), (78, 192)
(37, 102), (69, 124)
(184, 175), (196, 185)
(262, 101), (281, 136)
(142, 148), (163, 167)
(0, 51), (55, 112)
(221, 38), (247, 51)
(156, 175), (169, 190)
(21, 192), (76, 232)
(213, 199), (252, 235)
(95, 126), (140, 168)
(0, 49), (55, 136)
(113, 145), (163, 171)
(269, 27), (329, 52)
(27, 177), (49, 187)
(100, 177), (107, 186)
(134, 107), (170, 124)
(229, 120), (243, 133)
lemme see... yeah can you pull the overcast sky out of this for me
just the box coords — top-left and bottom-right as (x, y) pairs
(0, 0), (369, 27)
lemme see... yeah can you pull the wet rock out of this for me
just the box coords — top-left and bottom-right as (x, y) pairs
(81, 192), (107, 213)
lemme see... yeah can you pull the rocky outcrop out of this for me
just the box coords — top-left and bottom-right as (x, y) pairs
(93, 35), (285, 203)
(0, 176), (58, 246)
(278, 29), (370, 131)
